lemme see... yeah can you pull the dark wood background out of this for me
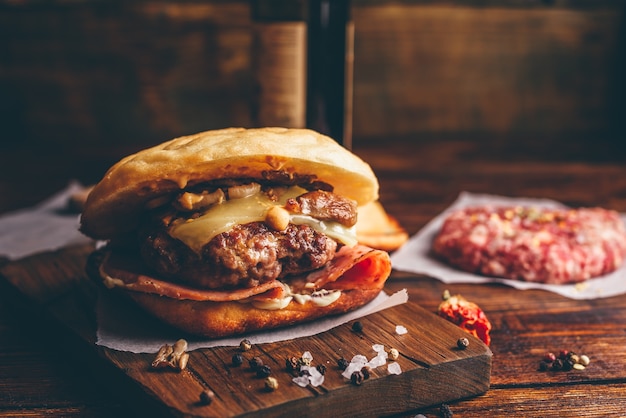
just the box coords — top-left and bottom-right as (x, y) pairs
(1, 0), (625, 149)
(2, 3), (626, 416)
(0, 0), (625, 215)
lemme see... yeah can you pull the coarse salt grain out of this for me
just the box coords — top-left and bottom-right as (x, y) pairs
(292, 365), (325, 387)
(367, 351), (388, 369)
(292, 375), (310, 387)
(367, 355), (385, 369)
(307, 366), (325, 387)
(395, 325), (408, 335)
(351, 354), (368, 364)
(388, 362), (402, 375)
(341, 354), (371, 379)
(372, 344), (385, 353)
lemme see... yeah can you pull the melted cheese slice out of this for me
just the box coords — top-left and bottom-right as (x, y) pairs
(168, 186), (357, 253)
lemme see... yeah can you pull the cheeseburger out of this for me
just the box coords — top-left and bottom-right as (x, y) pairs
(81, 127), (392, 337)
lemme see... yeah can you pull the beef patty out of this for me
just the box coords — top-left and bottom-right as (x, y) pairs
(139, 222), (338, 289)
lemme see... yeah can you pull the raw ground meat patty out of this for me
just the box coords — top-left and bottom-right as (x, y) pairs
(432, 206), (626, 284)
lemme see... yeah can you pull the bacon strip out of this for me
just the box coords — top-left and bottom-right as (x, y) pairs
(100, 244), (391, 302)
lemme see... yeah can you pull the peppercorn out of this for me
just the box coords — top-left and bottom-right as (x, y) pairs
(299, 368), (311, 377)
(457, 338), (469, 350)
(440, 403), (453, 418)
(551, 358), (564, 371)
(232, 353), (244, 367)
(538, 349), (591, 373)
(562, 358), (575, 372)
(239, 339), (252, 352)
(350, 370), (364, 386)
(543, 352), (556, 363)
(265, 376), (279, 392)
(337, 357), (349, 371)
(389, 348), (400, 360)
(249, 357), (263, 370)
(286, 356), (300, 375)
(360, 366), (371, 380)
(538, 360), (551, 372)
(316, 364), (327, 376)
(199, 389), (215, 406)
(352, 321), (363, 332)
(256, 365), (272, 378)
(568, 353), (580, 364)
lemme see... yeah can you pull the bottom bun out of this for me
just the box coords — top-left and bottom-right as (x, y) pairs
(86, 245), (391, 338)
(126, 287), (382, 338)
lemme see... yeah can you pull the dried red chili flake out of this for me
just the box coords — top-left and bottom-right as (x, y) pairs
(437, 291), (492, 346)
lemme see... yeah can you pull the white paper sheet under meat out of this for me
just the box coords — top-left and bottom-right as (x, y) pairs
(391, 191), (626, 300)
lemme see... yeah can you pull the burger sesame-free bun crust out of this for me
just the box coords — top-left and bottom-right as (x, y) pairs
(126, 287), (382, 338)
(81, 127), (379, 240)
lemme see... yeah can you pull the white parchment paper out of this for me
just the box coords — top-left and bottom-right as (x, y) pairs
(0, 181), (91, 260)
(391, 191), (626, 300)
(96, 288), (408, 353)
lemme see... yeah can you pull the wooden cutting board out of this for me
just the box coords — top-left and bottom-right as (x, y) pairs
(0, 244), (491, 417)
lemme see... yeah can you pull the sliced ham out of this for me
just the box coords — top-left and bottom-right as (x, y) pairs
(290, 245), (391, 291)
(100, 252), (287, 302)
(99, 244), (390, 302)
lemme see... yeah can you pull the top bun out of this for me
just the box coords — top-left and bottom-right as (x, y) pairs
(81, 127), (379, 240)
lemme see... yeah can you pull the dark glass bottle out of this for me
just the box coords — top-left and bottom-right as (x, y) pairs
(252, 0), (353, 149)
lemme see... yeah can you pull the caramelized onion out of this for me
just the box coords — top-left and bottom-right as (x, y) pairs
(228, 183), (261, 199)
(176, 189), (225, 211)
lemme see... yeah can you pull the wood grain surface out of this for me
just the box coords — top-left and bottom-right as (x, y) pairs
(0, 243), (491, 417)
(2, 135), (626, 417)
(1, 1), (623, 148)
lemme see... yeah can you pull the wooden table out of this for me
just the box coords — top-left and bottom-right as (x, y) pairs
(1, 135), (626, 417)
